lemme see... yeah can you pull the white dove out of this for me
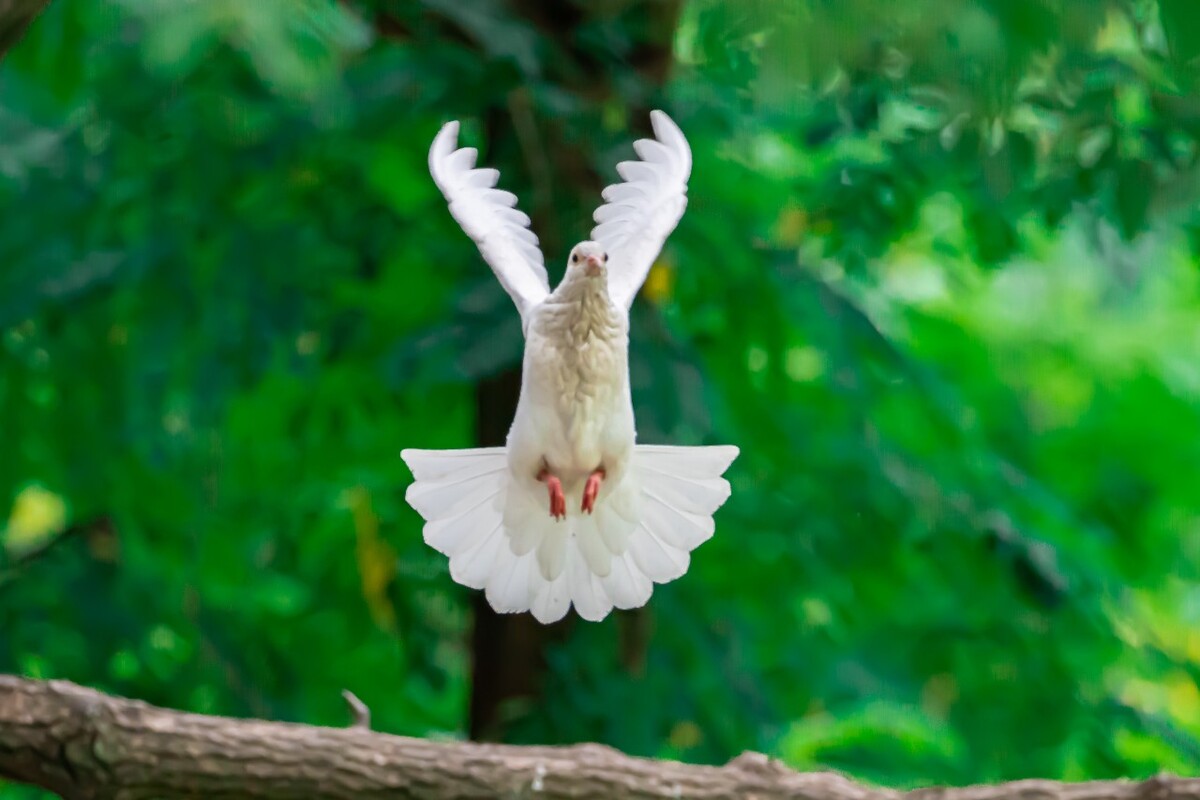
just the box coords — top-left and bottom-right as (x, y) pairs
(402, 110), (738, 624)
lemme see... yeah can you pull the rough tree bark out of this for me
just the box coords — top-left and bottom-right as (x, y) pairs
(2, 677), (1196, 800)
(0, 0), (51, 58)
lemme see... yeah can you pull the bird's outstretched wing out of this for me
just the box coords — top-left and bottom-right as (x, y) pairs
(590, 110), (692, 311)
(429, 121), (550, 329)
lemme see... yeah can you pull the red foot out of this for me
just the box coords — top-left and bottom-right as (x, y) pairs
(537, 468), (566, 521)
(581, 467), (606, 514)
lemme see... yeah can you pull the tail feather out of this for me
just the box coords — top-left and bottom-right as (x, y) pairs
(632, 445), (739, 478)
(567, 545), (612, 622)
(536, 525), (567, 582)
(641, 475), (731, 516)
(503, 489), (549, 557)
(403, 447), (508, 481)
(574, 515), (614, 577)
(402, 447), (507, 522)
(423, 492), (502, 555)
(531, 569), (571, 623)
(407, 475), (505, 530)
(641, 493), (714, 549)
(602, 551), (653, 610)
(486, 541), (535, 613)
(628, 522), (691, 582)
(605, 485), (640, 523)
(594, 503), (635, 555)
(449, 523), (508, 590)
(401, 444), (738, 624)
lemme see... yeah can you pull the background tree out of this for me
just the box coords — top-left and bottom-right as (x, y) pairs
(3, 0), (1200, 797)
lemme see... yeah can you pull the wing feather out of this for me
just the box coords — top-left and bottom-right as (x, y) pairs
(590, 110), (692, 309)
(429, 121), (550, 329)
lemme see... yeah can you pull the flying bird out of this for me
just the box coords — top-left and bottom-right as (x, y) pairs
(402, 110), (738, 624)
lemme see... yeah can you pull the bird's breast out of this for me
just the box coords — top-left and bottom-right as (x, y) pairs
(523, 294), (633, 474)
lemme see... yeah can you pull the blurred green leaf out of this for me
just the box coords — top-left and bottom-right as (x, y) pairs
(2, 0), (1200, 794)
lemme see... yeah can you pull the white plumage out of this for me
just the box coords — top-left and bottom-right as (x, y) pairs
(403, 110), (738, 624)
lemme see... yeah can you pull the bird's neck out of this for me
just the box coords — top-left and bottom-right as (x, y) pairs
(553, 271), (608, 301)
(543, 275), (623, 344)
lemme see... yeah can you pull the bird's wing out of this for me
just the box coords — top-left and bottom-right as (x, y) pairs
(429, 121), (550, 329)
(590, 110), (692, 311)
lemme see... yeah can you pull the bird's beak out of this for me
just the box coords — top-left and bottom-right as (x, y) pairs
(585, 255), (603, 277)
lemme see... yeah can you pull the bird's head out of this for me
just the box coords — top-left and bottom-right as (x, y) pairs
(568, 241), (608, 279)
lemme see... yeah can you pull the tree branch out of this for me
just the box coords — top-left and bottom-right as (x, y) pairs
(0, 0), (51, 59)
(0, 676), (1197, 800)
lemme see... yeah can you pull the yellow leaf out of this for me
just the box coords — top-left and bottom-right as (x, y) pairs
(1166, 671), (1200, 722)
(641, 260), (674, 305)
(346, 486), (397, 631)
(921, 673), (959, 719)
(800, 596), (832, 627)
(785, 347), (826, 383)
(1095, 8), (1138, 55)
(5, 485), (68, 556)
(773, 203), (808, 247)
(668, 720), (703, 749)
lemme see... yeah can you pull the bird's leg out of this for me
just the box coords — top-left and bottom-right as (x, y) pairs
(537, 467), (566, 521)
(581, 466), (606, 514)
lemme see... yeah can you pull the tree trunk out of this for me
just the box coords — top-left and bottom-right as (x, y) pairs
(4, 676), (1196, 800)
(0, 0), (50, 58)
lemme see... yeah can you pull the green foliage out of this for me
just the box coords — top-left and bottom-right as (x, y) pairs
(3, 0), (1200, 794)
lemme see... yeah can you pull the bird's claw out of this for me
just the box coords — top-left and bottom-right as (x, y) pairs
(538, 468), (567, 521)
(582, 467), (605, 514)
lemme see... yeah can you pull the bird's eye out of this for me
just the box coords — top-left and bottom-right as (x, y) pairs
(603, 253), (608, 263)
(572, 253), (579, 263)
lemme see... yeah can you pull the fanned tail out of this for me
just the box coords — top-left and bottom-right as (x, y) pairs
(401, 444), (739, 624)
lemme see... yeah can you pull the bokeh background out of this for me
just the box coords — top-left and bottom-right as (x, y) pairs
(3, 0), (1200, 795)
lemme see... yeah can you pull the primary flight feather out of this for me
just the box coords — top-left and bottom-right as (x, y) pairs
(403, 110), (739, 623)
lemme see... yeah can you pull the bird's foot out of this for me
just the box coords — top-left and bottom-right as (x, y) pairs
(581, 467), (606, 514)
(537, 468), (567, 521)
